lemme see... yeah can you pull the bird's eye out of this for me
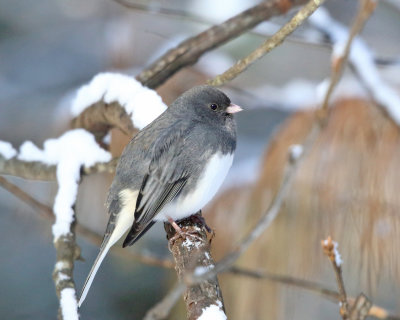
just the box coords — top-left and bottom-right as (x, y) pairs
(210, 103), (218, 111)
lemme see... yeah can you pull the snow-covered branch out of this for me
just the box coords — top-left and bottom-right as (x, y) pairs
(17, 130), (112, 319)
(310, 5), (400, 124)
(70, 73), (167, 141)
(1, 130), (111, 319)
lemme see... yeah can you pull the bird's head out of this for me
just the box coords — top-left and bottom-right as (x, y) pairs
(171, 85), (243, 125)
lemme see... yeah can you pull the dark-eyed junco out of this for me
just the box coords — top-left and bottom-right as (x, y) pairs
(78, 85), (242, 306)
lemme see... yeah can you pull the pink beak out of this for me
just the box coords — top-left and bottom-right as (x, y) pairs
(226, 103), (243, 114)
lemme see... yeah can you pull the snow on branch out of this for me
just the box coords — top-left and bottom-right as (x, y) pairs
(71, 72), (167, 130)
(310, 6), (400, 124)
(70, 73), (167, 141)
(14, 129), (111, 319)
(320, 236), (375, 320)
(0, 141), (17, 160)
(18, 129), (111, 239)
(198, 301), (226, 320)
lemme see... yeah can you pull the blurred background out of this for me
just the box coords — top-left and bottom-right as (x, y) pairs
(1, 0), (399, 319)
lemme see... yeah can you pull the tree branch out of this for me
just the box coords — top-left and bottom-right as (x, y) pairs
(53, 227), (80, 320)
(164, 213), (225, 320)
(321, 237), (349, 319)
(228, 267), (398, 320)
(143, 283), (185, 320)
(70, 101), (137, 143)
(0, 155), (118, 181)
(135, 0), (309, 89)
(318, 0), (376, 117)
(208, 0), (326, 86)
(0, 175), (174, 269)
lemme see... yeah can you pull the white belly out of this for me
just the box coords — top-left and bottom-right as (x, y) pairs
(155, 152), (234, 221)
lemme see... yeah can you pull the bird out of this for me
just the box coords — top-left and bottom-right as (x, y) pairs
(78, 85), (242, 306)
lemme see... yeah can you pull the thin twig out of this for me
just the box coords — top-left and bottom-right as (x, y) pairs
(135, 0), (309, 89)
(227, 266), (339, 300)
(319, 0), (376, 115)
(322, 236), (349, 319)
(0, 176), (174, 269)
(208, 0), (326, 86)
(114, 0), (398, 66)
(143, 282), (185, 320)
(228, 266), (399, 320)
(190, 144), (303, 285)
(349, 294), (372, 320)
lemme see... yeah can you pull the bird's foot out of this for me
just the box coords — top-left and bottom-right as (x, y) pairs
(190, 214), (215, 239)
(167, 216), (205, 250)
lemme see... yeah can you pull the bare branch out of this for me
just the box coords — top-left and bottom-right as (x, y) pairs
(319, 0), (376, 115)
(229, 266), (399, 320)
(208, 0), (326, 86)
(0, 176), (174, 269)
(143, 283), (185, 320)
(227, 266), (339, 300)
(135, 0), (309, 89)
(321, 236), (349, 319)
(349, 294), (372, 320)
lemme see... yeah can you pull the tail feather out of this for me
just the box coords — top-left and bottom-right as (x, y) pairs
(78, 241), (112, 307)
(78, 190), (138, 307)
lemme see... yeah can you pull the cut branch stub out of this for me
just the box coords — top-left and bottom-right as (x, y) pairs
(164, 213), (225, 320)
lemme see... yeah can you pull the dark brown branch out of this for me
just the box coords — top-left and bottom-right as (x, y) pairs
(208, 0), (325, 86)
(135, 0), (308, 89)
(163, 213), (225, 320)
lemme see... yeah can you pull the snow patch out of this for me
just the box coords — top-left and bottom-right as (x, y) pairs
(18, 129), (111, 239)
(182, 238), (201, 249)
(60, 288), (79, 320)
(0, 141), (17, 159)
(56, 272), (71, 286)
(194, 265), (214, 276)
(289, 144), (303, 160)
(71, 72), (167, 129)
(55, 261), (68, 271)
(332, 241), (343, 267)
(198, 303), (227, 320)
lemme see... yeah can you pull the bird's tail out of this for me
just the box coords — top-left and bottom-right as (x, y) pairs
(78, 240), (112, 307)
(79, 190), (138, 307)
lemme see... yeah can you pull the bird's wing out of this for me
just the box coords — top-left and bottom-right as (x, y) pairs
(122, 122), (190, 247)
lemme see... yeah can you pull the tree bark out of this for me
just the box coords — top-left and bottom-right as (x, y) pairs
(164, 213), (225, 320)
